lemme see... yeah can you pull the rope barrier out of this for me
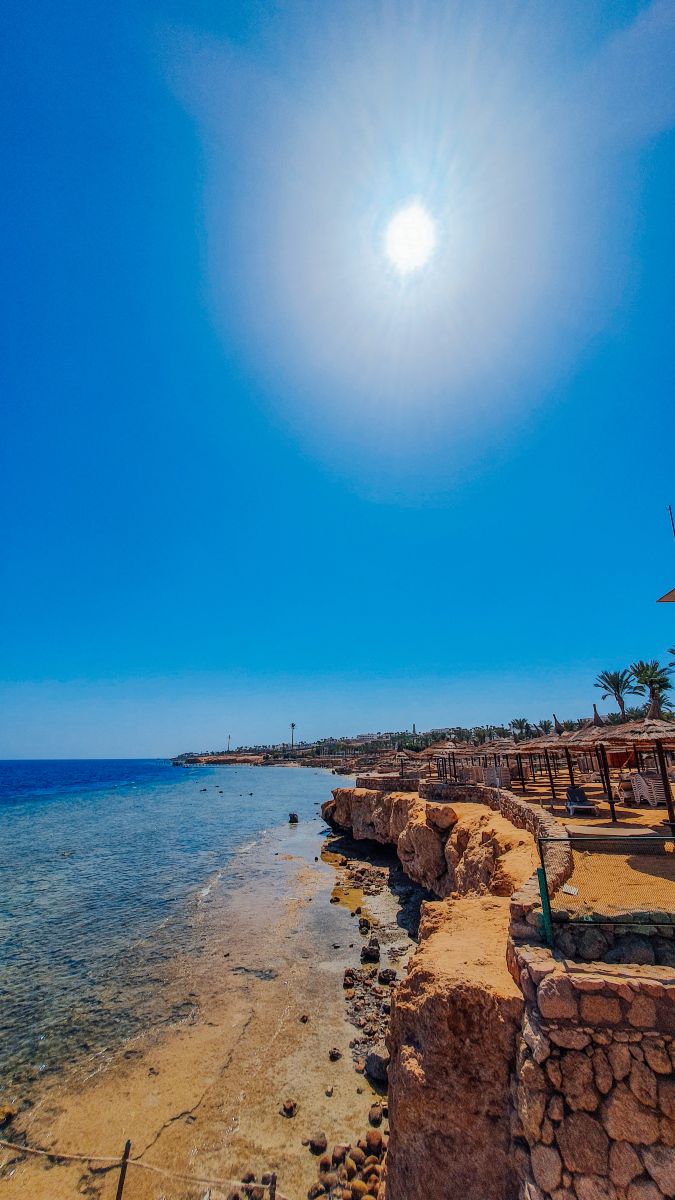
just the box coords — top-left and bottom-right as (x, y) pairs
(0, 1138), (291, 1198)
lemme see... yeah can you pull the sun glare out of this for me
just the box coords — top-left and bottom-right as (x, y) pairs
(384, 202), (436, 274)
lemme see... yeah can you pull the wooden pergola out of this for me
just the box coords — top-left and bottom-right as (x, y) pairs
(434, 721), (675, 834)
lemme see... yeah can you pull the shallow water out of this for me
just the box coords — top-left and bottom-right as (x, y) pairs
(0, 760), (339, 1090)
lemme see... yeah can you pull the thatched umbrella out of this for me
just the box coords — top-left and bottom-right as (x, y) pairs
(599, 720), (675, 831)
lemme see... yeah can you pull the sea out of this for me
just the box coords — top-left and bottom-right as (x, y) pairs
(0, 759), (336, 1093)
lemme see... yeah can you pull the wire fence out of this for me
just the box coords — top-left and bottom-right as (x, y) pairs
(0, 1136), (288, 1200)
(539, 834), (675, 926)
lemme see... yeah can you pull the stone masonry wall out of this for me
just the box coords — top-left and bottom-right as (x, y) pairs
(507, 939), (675, 1200)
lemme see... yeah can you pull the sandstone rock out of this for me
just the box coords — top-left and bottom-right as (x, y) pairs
(643, 1040), (672, 1075)
(574, 1177), (618, 1200)
(538, 974), (578, 1020)
(365, 1129), (383, 1156)
(531, 1144), (562, 1192)
(628, 995), (657, 1029)
(608, 1042), (633, 1082)
(660, 1078), (675, 1119)
(365, 1044), (389, 1083)
(524, 1012), (551, 1064)
(592, 1048), (614, 1095)
(518, 1084), (547, 1143)
(560, 1050), (600, 1111)
(424, 803), (458, 833)
(520, 1055), (547, 1091)
(608, 1141), (642, 1188)
(397, 817), (447, 892)
(642, 1144), (675, 1198)
(549, 1028), (591, 1050)
(601, 1084), (660, 1145)
(555, 1112), (609, 1175)
(580, 994), (622, 1025)
(629, 1060), (658, 1107)
(626, 1181), (663, 1200)
(548, 1095), (564, 1122)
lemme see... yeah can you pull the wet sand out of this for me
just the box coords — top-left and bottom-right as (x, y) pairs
(0, 818), (419, 1199)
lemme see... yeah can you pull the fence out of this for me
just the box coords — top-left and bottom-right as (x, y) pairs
(0, 1137), (283, 1200)
(538, 834), (675, 928)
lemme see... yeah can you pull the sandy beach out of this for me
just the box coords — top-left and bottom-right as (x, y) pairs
(0, 816), (419, 1200)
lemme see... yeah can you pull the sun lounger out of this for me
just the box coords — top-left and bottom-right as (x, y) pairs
(631, 773), (665, 807)
(565, 785), (599, 818)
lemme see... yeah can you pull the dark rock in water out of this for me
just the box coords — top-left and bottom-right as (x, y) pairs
(309, 1130), (328, 1154)
(328, 1046), (342, 1061)
(288, 812), (299, 823)
(377, 967), (397, 985)
(360, 938), (380, 964)
(365, 1043), (389, 1083)
(358, 917), (371, 934)
(281, 1097), (298, 1117)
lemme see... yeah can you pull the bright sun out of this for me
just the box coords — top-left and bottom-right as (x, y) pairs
(384, 202), (436, 274)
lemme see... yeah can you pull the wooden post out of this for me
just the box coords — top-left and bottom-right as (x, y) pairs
(115, 1141), (131, 1200)
(544, 748), (557, 803)
(269, 1172), (277, 1200)
(597, 744), (616, 822)
(516, 753), (526, 793)
(655, 740), (675, 836)
(564, 748), (575, 787)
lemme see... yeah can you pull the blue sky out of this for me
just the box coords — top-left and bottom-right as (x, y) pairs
(2, 1), (674, 757)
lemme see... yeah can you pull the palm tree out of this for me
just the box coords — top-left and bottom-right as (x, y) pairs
(629, 660), (673, 719)
(510, 718), (530, 742)
(594, 669), (640, 722)
(668, 647), (675, 668)
(290, 722), (296, 752)
(537, 719), (553, 735)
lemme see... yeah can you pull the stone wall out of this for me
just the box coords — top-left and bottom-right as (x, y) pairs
(507, 941), (675, 1199)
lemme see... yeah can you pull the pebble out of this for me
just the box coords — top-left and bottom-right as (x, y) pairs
(309, 1130), (328, 1155)
(281, 1097), (298, 1117)
(329, 1047), (342, 1061)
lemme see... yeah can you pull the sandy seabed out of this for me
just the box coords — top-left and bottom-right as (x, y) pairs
(0, 819), (405, 1200)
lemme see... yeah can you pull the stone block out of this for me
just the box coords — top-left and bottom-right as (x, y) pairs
(642, 1145), (675, 1198)
(608, 1141), (642, 1189)
(592, 1048), (614, 1095)
(626, 1181), (664, 1200)
(561, 1050), (600, 1112)
(574, 1176), (618, 1200)
(549, 1028), (591, 1050)
(580, 994), (623, 1025)
(601, 1084), (660, 1145)
(608, 1042), (633, 1082)
(555, 1111), (609, 1175)
(643, 1040), (672, 1076)
(531, 1144), (563, 1192)
(628, 995), (657, 1029)
(538, 974), (578, 1021)
(660, 1078), (675, 1120)
(629, 1060), (658, 1108)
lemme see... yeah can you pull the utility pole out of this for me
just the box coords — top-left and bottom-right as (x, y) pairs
(290, 722), (296, 754)
(227, 734), (231, 753)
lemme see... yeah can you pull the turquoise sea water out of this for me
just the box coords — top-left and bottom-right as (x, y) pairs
(0, 760), (335, 1092)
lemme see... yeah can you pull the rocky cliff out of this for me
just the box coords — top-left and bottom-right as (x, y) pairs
(322, 786), (539, 1200)
(322, 786), (538, 899)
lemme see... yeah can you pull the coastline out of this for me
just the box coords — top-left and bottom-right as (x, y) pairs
(1, 809), (417, 1199)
